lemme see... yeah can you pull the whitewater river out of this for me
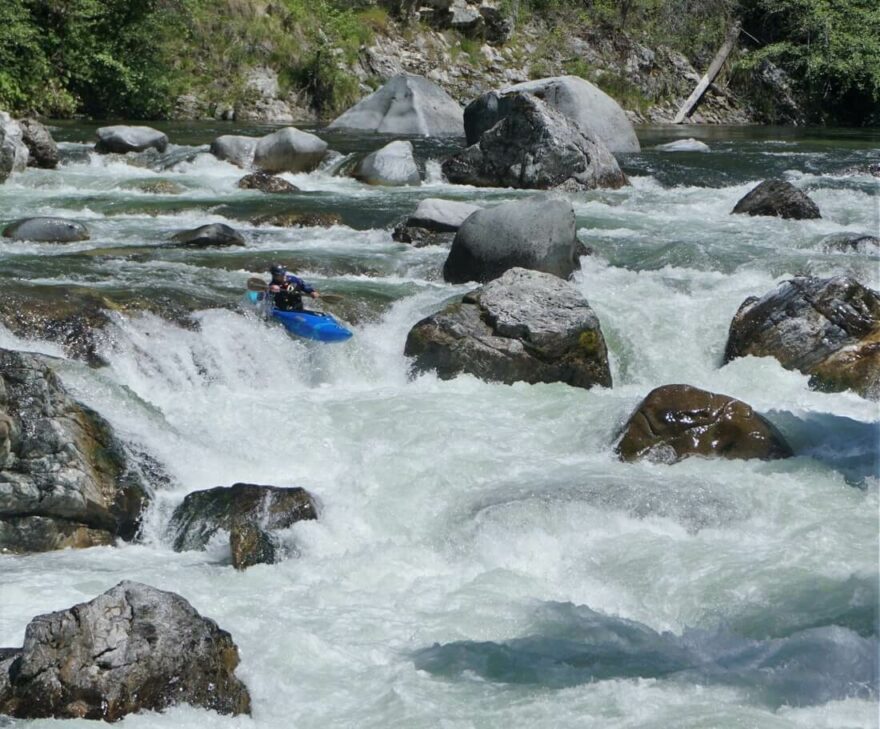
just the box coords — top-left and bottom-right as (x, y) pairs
(0, 122), (878, 728)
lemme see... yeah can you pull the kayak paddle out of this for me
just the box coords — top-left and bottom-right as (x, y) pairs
(246, 276), (343, 303)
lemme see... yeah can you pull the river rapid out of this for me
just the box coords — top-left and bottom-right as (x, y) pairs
(0, 122), (878, 728)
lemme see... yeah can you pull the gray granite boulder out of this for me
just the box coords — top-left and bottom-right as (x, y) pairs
(405, 267), (611, 388)
(443, 194), (581, 283)
(95, 125), (168, 154)
(353, 140), (421, 186)
(731, 179), (821, 219)
(616, 384), (792, 463)
(329, 74), (465, 137)
(0, 112), (28, 182)
(253, 127), (327, 174)
(19, 119), (59, 168)
(464, 76), (640, 153)
(443, 93), (626, 191)
(0, 581), (251, 720)
(3, 217), (90, 243)
(168, 482), (317, 570)
(237, 171), (300, 193)
(0, 349), (148, 553)
(171, 223), (245, 247)
(724, 276), (880, 399)
(210, 134), (258, 168)
(393, 198), (482, 246)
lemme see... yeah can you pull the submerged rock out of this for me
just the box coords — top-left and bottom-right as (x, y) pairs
(616, 384), (792, 463)
(443, 93), (626, 191)
(0, 581), (251, 720)
(19, 119), (59, 168)
(353, 140), (421, 186)
(210, 135), (258, 168)
(237, 171), (300, 193)
(731, 179), (821, 219)
(820, 233), (880, 255)
(443, 195), (581, 283)
(329, 74), (465, 137)
(0, 349), (149, 553)
(2, 217), (90, 242)
(656, 138), (710, 152)
(465, 76), (640, 153)
(171, 223), (245, 248)
(253, 127), (327, 174)
(392, 198), (482, 247)
(252, 211), (342, 227)
(135, 179), (185, 195)
(95, 125), (168, 154)
(724, 276), (880, 400)
(0, 112), (29, 182)
(405, 267), (611, 389)
(168, 482), (318, 570)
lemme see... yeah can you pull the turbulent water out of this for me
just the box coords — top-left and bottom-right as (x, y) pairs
(1, 121), (879, 728)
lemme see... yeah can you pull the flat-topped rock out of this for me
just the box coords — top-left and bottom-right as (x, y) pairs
(95, 125), (168, 154)
(170, 223), (245, 248)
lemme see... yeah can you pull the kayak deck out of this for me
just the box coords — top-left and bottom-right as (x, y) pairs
(245, 291), (353, 343)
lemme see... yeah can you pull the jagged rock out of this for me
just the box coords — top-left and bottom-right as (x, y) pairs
(252, 211), (342, 227)
(480, 5), (512, 44)
(170, 223), (245, 248)
(392, 198), (481, 246)
(210, 135), (258, 168)
(616, 384), (793, 463)
(405, 267), (611, 388)
(2, 217), (90, 243)
(329, 74), (465, 137)
(95, 125), (168, 154)
(168, 483), (318, 570)
(820, 233), (880, 255)
(0, 349), (149, 553)
(750, 59), (805, 125)
(443, 194), (581, 283)
(731, 179), (821, 219)
(834, 162), (880, 178)
(464, 76), (640, 153)
(443, 93), (626, 190)
(135, 179), (185, 195)
(237, 171), (300, 193)
(252, 127), (327, 174)
(18, 119), (59, 168)
(353, 140), (421, 186)
(724, 276), (880, 400)
(656, 138), (710, 152)
(0, 112), (29, 183)
(0, 581), (251, 720)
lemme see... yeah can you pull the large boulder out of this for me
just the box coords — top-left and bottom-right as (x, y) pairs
(237, 171), (300, 193)
(443, 93), (626, 191)
(170, 223), (245, 248)
(3, 217), (90, 243)
(392, 198), (482, 246)
(95, 125), (168, 154)
(252, 127), (327, 174)
(0, 581), (251, 720)
(724, 276), (880, 400)
(464, 76), (640, 153)
(615, 384), (792, 463)
(18, 119), (59, 168)
(405, 267), (611, 389)
(210, 134), (258, 168)
(443, 194), (581, 283)
(0, 349), (148, 553)
(353, 140), (421, 186)
(168, 483), (318, 570)
(328, 74), (465, 137)
(0, 112), (29, 182)
(731, 179), (821, 219)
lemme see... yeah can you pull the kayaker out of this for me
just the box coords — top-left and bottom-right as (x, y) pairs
(266, 264), (320, 312)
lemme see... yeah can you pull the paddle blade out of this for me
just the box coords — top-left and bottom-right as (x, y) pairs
(319, 293), (343, 304)
(247, 277), (268, 292)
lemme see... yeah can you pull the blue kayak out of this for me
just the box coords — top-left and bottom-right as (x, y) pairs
(246, 291), (353, 343)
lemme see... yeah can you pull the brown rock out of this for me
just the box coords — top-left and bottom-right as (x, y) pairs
(237, 171), (300, 193)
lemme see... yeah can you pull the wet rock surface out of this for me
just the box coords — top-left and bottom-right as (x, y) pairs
(0, 113), (29, 182)
(237, 171), (300, 193)
(353, 140), (421, 186)
(252, 127), (327, 174)
(210, 135), (258, 168)
(731, 179), (821, 219)
(18, 119), (59, 168)
(443, 194), (581, 283)
(616, 384), (793, 463)
(171, 223), (246, 248)
(724, 276), (880, 399)
(0, 581), (251, 720)
(168, 482), (318, 569)
(3, 217), (90, 242)
(405, 267), (611, 389)
(95, 125), (168, 154)
(0, 348), (149, 553)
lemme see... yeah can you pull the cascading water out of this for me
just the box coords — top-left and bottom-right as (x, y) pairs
(0, 121), (878, 728)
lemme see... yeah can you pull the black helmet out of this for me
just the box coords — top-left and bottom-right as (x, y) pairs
(269, 264), (286, 277)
